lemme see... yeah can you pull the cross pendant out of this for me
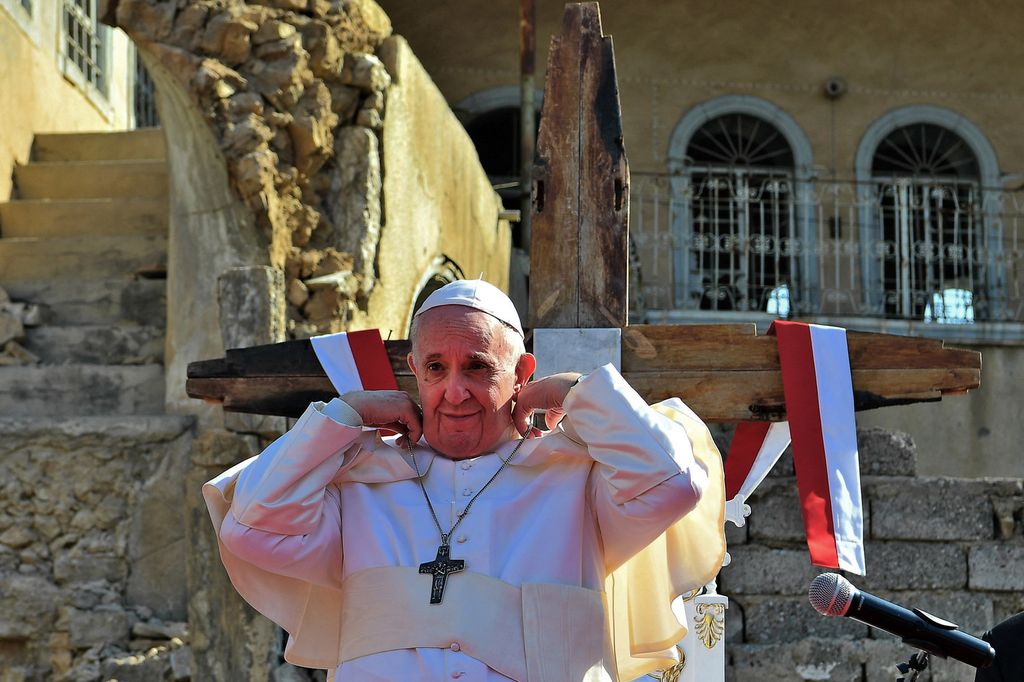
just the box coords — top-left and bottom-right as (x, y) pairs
(418, 544), (465, 604)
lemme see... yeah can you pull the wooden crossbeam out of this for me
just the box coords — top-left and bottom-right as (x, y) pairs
(186, 325), (980, 422)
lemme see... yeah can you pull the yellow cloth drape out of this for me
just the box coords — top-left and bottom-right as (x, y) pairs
(605, 399), (726, 681)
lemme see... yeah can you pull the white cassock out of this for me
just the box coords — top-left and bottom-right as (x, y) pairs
(204, 364), (726, 682)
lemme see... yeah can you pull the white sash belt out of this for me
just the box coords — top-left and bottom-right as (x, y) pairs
(335, 566), (613, 682)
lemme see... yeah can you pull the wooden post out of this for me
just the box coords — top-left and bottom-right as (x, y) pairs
(529, 2), (629, 329)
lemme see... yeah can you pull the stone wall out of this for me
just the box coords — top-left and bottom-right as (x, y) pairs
(365, 35), (512, 337)
(720, 429), (1024, 682)
(0, 416), (194, 681)
(5, 414), (1018, 680)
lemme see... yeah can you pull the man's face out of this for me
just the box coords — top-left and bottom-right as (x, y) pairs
(407, 306), (534, 460)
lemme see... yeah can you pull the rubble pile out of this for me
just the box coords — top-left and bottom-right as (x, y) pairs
(0, 285), (41, 365)
(0, 418), (193, 680)
(115, 0), (393, 336)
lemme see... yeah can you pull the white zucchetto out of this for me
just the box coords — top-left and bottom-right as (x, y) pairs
(414, 279), (524, 337)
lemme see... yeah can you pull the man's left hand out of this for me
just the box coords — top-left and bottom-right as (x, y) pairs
(511, 372), (582, 437)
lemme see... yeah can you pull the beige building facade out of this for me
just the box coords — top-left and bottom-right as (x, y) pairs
(0, 0), (143, 200)
(380, 0), (1024, 477)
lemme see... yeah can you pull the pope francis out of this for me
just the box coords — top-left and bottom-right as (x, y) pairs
(203, 280), (726, 682)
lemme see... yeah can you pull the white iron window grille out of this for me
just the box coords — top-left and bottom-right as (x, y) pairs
(871, 123), (984, 323)
(61, 0), (106, 95)
(631, 171), (1024, 325)
(676, 113), (800, 314)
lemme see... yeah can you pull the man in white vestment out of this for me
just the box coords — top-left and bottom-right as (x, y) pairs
(204, 280), (726, 682)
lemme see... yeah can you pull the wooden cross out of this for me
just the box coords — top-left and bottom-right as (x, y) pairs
(186, 3), (979, 421)
(418, 544), (465, 604)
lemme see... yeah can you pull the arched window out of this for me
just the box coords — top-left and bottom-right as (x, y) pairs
(464, 107), (527, 181)
(671, 100), (815, 313)
(456, 87), (542, 220)
(856, 106), (1004, 323)
(870, 122), (984, 322)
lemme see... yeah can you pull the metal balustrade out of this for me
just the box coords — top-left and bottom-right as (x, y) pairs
(630, 171), (1024, 325)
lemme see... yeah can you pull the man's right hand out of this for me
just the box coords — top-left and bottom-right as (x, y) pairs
(339, 390), (423, 447)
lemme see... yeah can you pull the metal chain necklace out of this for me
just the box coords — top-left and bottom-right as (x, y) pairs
(408, 436), (527, 604)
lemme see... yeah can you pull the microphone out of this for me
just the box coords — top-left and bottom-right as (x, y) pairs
(808, 573), (994, 668)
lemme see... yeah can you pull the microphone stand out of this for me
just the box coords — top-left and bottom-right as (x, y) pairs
(895, 652), (929, 682)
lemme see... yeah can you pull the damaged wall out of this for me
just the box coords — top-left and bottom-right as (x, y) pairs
(0, 416), (194, 681)
(106, 0), (510, 416)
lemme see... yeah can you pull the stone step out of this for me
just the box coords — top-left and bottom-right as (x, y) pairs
(2, 278), (165, 326)
(13, 160), (167, 200)
(0, 235), (166, 281)
(0, 364), (165, 416)
(23, 325), (165, 365)
(32, 129), (166, 163)
(0, 198), (168, 238)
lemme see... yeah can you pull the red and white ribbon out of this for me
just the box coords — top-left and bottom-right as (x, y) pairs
(310, 329), (398, 394)
(724, 421), (792, 501)
(724, 321), (865, 575)
(774, 321), (864, 575)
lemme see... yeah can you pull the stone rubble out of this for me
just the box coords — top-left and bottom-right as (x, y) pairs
(0, 285), (41, 365)
(115, 0), (393, 337)
(0, 416), (194, 679)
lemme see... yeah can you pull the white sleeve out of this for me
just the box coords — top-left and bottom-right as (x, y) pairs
(559, 365), (709, 571)
(230, 397), (364, 533)
(214, 397), (368, 587)
(218, 486), (345, 588)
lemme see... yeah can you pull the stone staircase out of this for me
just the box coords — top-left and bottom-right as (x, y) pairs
(0, 128), (169, 417)
(0, 130), (201, 680)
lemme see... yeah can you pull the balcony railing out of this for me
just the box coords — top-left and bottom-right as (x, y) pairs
(629, 171), (1024, 331)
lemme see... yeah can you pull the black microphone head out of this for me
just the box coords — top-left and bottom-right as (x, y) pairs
(809, 572), (856, 617)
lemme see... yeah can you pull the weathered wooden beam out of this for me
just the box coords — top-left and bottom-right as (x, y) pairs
(620, 325), (982, 372)
(529, 2), (628, 329)
(186, 325), (980, 421)
(627, 368), (979, 422)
